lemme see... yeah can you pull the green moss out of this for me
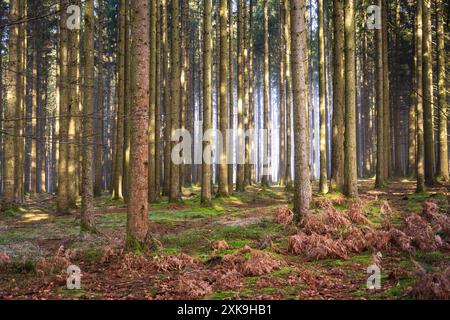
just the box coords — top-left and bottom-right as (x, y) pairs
(210, 290), (239, 300)
(272, 266), (294, 277)
(126, 235), (148, 253)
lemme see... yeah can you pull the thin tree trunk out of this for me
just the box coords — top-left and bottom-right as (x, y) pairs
(94, 0), (105, 196)
(330, 0), (345, 192)
(236, 0), (245, 191)
(218, 0), (229, 197)
(148, 0), (157, 203)
(261, 0), (270, 188)
(436, 0), (448, 181)
(416, 0), (425, 192)
(344, 0), (358, 197)
(113, 0), (126, 200)
(202, 0), (213, 204)
(318, 0), (328, 194)
(279, 0), (286, 187)
(284, 0), (292, 189)
(227, 0), (234, 191)
(2, 0), (19, 211)
(162, 0), (171, 196)
(169, 0), (181, 202)
(81, 0), (96, 233)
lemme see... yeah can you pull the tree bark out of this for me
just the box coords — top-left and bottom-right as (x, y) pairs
(169, 0), (181, 202)
(318, 0), (328, 194)
(126, 0), (150, 250)
(202, 0), (213, 204)
(291, 0), (311, 217)
(344, 0), (358, 197)
(81, 0), (96, 233)
(330, 0), (345, 192)
(436, 0), (448, 181)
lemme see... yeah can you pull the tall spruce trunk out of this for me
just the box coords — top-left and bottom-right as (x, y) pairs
(126, 0), (150, 250)
(81, 0), (96, 233)
(344, 0), (358, 197)
(291, 0), (311, 217)
(330, 0), (345, 192)
(202, 0), (213, 204)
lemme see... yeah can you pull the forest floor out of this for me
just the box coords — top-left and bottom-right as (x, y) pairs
(0, 179), (449, 300)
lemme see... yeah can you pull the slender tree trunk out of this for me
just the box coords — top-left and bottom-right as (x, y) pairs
(162, 0), (171, 196)
(318, 0), (328, 194)
(2, 0), (19, 211)
(344, 0), (357, 197)
(218, 0), (229, 197)
(155, 0), (162, 196)
(261, 0), (270, 188)
(113, 0), (126, 200)
(94, 0), (105, 196)
(202, 0), (213, 204)
(279, 0), (286, 187)
(408, 6), (417, 178)
(248, 0), (255, 185)
(126, 0), (150, 250)
(57, 0), (70, 213)
(375, 0), (385, 188)
(291, 0), (311, 217)
(227, 0), (234, 191)
(416, 0), (425, 192)
(81, 0), (96, 233)
(236, 0), (245, 191)
(436, 0), (448, 181)
(169, 0), (181, 202)
(422, 0), (435, 186)
(382, 0), (391, 180)
(284, 0), (292, 189)
(330, 0), (345, 192)
(148, 0), (157, 203)
(67, 0), (80, 208)
(30, 24), (38, 196)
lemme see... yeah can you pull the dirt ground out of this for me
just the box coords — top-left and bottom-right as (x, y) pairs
(0, 179), (449, 300)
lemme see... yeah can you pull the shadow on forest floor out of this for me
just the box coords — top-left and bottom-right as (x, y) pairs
(0, 179), (449, 300)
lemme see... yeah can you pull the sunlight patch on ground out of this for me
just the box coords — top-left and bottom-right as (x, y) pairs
(21, 213), (50, 223)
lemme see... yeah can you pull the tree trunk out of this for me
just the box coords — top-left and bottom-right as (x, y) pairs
(291, 0), (311, 217)
(218, 0), (229, 197)
(416, 0), (425, 192)
(2, 0), (20, 211)
(318, 0), (328, 194)
(284, 0), (292, 189)
(330, 0), (345, 192)
(228, 0), (234, 191)
(162, 0), (171, 196)
(236, 0), (245, 191)
(279, 0), (286, 187)
(169, 0), (181, 202)
(261, 0), (270, 188)
(81, 0), (96, 233)
(202, 0), (213, 204)
(344, 0), (358, 197)
(112, 0), (126, 200)
(126, 0), (150, 250)
(57, 0), (70, 213)
(375, 0), (385, 188)
(148, 0), (157, 203)
(94, 0), (105, 196)
(436, 0), (448, 181)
